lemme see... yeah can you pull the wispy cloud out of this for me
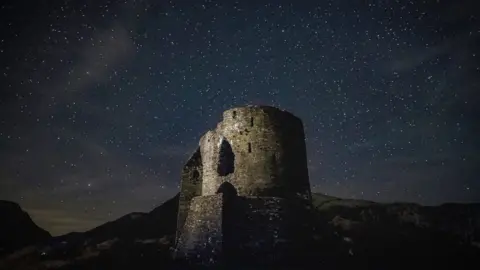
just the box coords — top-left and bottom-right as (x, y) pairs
(54, 22), (135, 98)
(389, 42), (451, 72)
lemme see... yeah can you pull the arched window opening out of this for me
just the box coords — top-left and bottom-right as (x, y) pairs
(217, 139), (235, 176)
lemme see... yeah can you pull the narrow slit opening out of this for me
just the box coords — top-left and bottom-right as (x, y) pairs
(248, 143), (252, 153)
(192, 170), (199, 179)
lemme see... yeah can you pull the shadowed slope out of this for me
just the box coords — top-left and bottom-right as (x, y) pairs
(1, 193), (479, 270)
(0, 200), (51, 257)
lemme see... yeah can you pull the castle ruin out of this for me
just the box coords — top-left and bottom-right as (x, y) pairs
(174, 105), (314, 268)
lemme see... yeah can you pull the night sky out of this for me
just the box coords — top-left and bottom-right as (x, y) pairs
(1, 0), (479, 236)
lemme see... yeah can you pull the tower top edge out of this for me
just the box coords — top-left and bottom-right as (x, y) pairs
(222, 105), (301, 121)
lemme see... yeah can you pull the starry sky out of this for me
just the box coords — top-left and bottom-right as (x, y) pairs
(1, 0), (479, 236)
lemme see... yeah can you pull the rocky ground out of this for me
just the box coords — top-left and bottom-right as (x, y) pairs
(1, 193), (479, 270)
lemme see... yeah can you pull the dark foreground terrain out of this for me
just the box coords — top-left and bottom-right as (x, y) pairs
(1, 194), (479, 270)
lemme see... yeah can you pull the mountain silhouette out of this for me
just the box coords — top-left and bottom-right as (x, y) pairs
(0, 193), (479, 270)
(0, 200), (51, 257)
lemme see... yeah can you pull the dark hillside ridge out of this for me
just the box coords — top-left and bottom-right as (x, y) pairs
(0, 193), (479, 269)
(0, 200), (51, 257)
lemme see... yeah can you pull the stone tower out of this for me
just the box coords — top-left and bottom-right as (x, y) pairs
(174, 105), (314, 268)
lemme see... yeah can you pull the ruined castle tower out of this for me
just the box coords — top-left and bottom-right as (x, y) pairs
(174, 105), (314, 268)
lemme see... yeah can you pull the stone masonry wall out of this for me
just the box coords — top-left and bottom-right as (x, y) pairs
(175, 147), (203, 243)
(174, 106), (314, 267)
(199, 130), (223, 196)
(200, 105), (312, 201)
(175, 194), (224, 266)
(229, 196), (292, 266)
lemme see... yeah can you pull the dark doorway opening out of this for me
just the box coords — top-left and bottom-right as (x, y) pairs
(216, 181), (238, 197)
(217, 181), (238, 263)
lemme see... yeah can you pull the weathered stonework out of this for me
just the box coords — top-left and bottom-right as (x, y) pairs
(175, 195), (224, 266)
(175, 148), (203, 244)
(174, 105), (314, 267)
